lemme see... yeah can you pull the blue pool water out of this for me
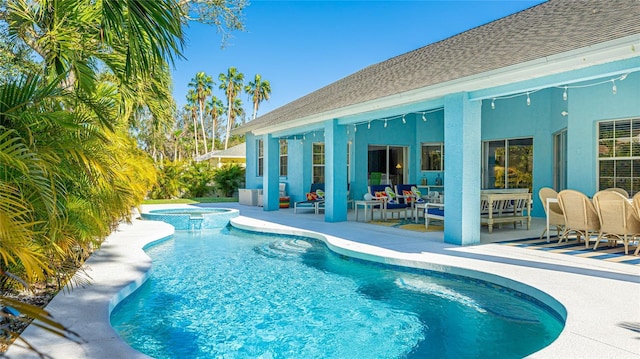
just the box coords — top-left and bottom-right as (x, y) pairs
(110, 228), (564, 358)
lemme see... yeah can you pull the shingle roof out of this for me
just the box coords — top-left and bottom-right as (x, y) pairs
(238, 0), (640, 133)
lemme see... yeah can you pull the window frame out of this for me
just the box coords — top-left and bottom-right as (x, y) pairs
(312, 142), (325, 184)
(421, 142), (444, 171)
(279, 139), (288, 177)
(257, 139), (264, 177)
(597, 117), (640, 196)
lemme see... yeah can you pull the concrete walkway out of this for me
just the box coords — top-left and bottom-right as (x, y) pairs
(8, 203), (640, 358)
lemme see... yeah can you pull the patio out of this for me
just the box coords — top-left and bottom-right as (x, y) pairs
(8, 203), (640, 358)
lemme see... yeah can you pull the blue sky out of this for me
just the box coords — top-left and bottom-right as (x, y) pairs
(171, 1), (545, 118)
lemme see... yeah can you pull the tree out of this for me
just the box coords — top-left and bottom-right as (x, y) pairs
(188, 71), (214, 153)
(206, 95), (224, 150)
(245, 74), (271, 121)
(185, 91), (200, 156)
(219, 67), (244, 149)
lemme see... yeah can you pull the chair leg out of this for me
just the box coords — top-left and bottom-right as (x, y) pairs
(593, 233), (603, 250)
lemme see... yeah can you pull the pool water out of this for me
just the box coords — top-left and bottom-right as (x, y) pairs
(110, 228), (563, 358)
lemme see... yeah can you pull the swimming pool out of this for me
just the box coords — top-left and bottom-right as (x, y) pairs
(110, 227), (564, 358)
(141, 208), (239, 230)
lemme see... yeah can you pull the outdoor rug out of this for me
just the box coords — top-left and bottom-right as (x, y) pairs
(368, 218), (443, 233)
(499, 237), (640, 266)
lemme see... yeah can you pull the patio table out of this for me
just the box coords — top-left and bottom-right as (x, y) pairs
(354, 200), (384, 222)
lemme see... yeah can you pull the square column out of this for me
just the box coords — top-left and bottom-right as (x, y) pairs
(444, 93), (482, 245)
(262, 134), (280, 211)
(324, 120), (348, 222)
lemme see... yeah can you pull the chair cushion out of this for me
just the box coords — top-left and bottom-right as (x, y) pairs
(306, 192), (318, 200)
(427, 207), (444, 217)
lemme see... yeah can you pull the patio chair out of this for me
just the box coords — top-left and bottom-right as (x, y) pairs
(557, 189), (600, 248)
(592, 190), (640, 254)
(425, 202), (444, 229)
(395, 184), (424, 206)
(294, 183), (325, 214)
(368, 184), (409, 220)
(605, 187), (630, 198)
(538, 187), (565, 240)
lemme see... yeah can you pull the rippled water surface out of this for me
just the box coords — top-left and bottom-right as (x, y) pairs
(111, 228), (563, 358)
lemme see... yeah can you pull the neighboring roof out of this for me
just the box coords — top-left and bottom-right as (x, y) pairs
(195, 143), (246, 162)
(236, 0), (640, 134)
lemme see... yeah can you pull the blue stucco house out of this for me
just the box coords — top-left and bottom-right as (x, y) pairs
(234, 0), (640, 245)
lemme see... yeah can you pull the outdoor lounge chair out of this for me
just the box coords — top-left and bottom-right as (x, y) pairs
(592, 190), (640, 254)
(557, 189), (600, 248)
(294, 183), (325, 214)
(368, 184), (409, 220)
(538, 187), (565, 240)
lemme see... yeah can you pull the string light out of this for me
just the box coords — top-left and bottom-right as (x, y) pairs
(353, 124), (357, 132)
(488, 72), (632, 110)
(368, 121), (371, 129)
(384, 119), (388, 128)
(402, 115), (406, 124)
(422, 113), (427, 122)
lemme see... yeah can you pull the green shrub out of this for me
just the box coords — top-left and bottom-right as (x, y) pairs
(182, 161), (216, 198)
(212, 164), (245, 197)
(149, 160), (185, 199)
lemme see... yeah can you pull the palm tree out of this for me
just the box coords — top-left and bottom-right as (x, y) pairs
(245, 74), (271, 121)
(188, 72), (213, 153)
(184, 95), (199, 157)
(219, 67), (244, 149)
(206, 95), (224, 150)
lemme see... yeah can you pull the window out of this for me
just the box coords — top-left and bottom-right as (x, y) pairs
(483, 137), (533, 190)
(598, 118), (640, 195)
(279, 139), (288, 176)
(257, 139), (263, 177)
(421, 143), (444, 171)
(312, 142), (325, 184)
(554, 129), (567, 191)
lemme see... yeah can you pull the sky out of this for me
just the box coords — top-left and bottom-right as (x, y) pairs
(171, 0), (546, 119)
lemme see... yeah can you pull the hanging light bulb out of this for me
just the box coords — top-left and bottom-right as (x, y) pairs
(612, 80), (617, 95)
(353, 124), (357, 133)
(402, 115), (406, 124)
(526, 92), (531, 106)
(491, 99), (495, 110)
(422, 113), (427, 122)
(563, 86), (568, 101)
(384, 119), (388, 128)
(620, 73), (628, 81)
(313, 132), (316, 137)
(368, 121), (371, 129)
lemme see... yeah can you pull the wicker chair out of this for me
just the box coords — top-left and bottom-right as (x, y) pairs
(592, 190), (640, 254)
(632, 192), (640, 255)
(557, 189), (600, 248)
(538, 187), (565, 240)
(605, 187), (630, 198)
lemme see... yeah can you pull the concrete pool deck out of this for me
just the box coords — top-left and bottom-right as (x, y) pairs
(7, 203), (640, 358)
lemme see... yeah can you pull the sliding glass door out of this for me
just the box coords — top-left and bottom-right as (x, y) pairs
(368, 145), (407, 186)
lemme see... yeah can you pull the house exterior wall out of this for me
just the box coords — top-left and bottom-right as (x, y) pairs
(244, 58), (640, 247)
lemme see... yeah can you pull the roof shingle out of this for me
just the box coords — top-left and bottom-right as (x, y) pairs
(241, 0), (640, 132)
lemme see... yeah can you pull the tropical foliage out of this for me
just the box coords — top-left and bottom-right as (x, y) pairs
(212, 164), (246, 197)
(0, 0), (247, 353)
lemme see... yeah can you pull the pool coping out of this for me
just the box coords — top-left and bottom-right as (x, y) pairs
(7, 204), (640, 358)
